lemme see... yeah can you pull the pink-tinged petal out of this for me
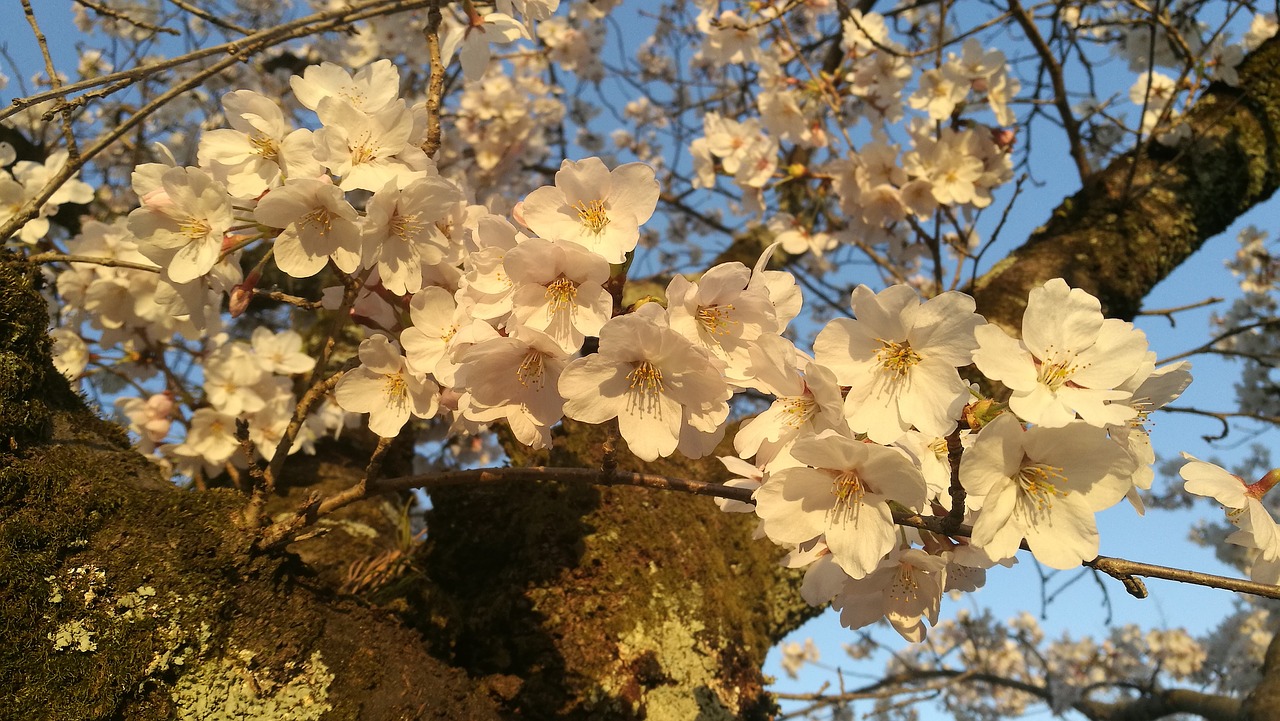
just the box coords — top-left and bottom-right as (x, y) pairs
(335, 368), (386, 414)
(1180, 455), (1249, 507)
(606, 162), (659, 224)
(1021, 278), (1104, 357)
(972, 324), (1036, 389)
(969, 481), (1021, 561)
(1023, 493), (1098, 569)
(825, 500), (896, 579)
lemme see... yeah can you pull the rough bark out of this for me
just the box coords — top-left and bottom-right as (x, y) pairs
(3, 33), (1280, 721)
(972, 35), (1280, 327)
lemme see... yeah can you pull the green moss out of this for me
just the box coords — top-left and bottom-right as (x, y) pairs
(0, 252), (82, 449)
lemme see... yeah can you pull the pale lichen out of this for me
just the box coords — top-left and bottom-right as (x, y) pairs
(170, 650), (334, 721)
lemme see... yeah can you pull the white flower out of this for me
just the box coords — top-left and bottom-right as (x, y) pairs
(312, 99), (423, 192)
(254, 178), (363, 278)
(802, 549), (948, 642)
(518, 157), (659, 263)
(960, 413), (1137, 569)
(363, 176), (464, 296)
(128, 166), (233, 285)
(49, 328), (89, 381)
(972, 278), (1149, 428)
(814, 284), (983, 444)
(666, 261), (777, 379)
(558, 303), (730, 461)
(203, 341), (268, 416)
(197, 89), (320, 197)
(754, 429), (928, 579)
(335, 334), (440, 438)
(505, 237), (612, 354)
(456, 326), (569, 449)
(290, 60), (402, 115)
(733, 335), (848, 471)
(250, 327), (316, 376)
(1181, 454), (1280, 584)
(441, 12), (530, 83)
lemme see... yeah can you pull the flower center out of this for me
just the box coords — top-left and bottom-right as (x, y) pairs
(1034, 349), (1084, 391)
(876, 339), (921, 376)
(545, 276), (579, 318)
(828, 470), (866, 526)
(389, 209), (424, 241)
(516, 349), (547, 388)
(1016, 462), (1069, 510)
(626, 360), (665, 415)
(888, 564), (920, 602)
(251, 134), (279, 161)
(697, 304), (738, 336)
(300, 207), (333, 236)
(350, 132), (377, 165)
(574, 199), (611, 234)
(181, 217), (212, 241)
(779, 395), (816, 428)
(383, 373), (409, 409)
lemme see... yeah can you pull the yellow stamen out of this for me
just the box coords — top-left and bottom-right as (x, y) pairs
(697, 304), (739, 336)
(574, 199), (611, 234)
(250, 134), (279, 161)
(517, 350), (546, 388)
(779, 396), (816, 428)
(626, 360), (665, 415)
(876, 339), (921, 376)
(383, 373), (409, 409)
(389, 209), (424, 241)
(545, 276), (579, 319)
(888, 564), (920, 602)
(828, 470), (865, 526)
(1017, 462), (1069, 511)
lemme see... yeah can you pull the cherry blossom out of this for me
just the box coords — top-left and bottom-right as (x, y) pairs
(755, 429), (928, 579)
(335, 334), (440, 438)
(558, 303), (730, 461)
(960, 413), (1138, 569)
(519, 157), (659, 263)
(972, 278), (1149, 428)
(814, 284), (983, 444)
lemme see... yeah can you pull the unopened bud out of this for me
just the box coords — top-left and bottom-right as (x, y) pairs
(962, 398), (1004, 430)
(229, 271), (260, 318)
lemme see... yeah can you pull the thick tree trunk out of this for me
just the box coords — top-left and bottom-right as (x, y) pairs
(3, 34), (1280, 721)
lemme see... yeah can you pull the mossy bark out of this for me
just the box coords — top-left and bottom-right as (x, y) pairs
(0, 254), (503, 721)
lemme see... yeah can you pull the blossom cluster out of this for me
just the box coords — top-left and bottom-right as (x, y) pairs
(38, 56), (1205, 642)
(720, 278), (1193, 642)
(33, 47), (1280, 649)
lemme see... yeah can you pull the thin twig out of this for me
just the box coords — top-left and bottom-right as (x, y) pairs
(421, 0), (446, 158)
(166, 0), (253, 35)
